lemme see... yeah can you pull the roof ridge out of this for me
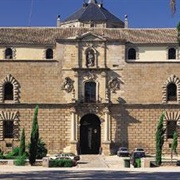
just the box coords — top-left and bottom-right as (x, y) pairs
(79, 4), (89, 20)
(95, 4), (107, 20)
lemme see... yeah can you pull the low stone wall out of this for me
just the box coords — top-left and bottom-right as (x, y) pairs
(0, 159), (42, 166)
(161, 160), (177, 166)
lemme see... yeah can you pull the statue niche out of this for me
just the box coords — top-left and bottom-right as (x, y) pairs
(86, 49), (95, 67)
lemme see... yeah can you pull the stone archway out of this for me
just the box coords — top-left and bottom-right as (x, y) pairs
(80, 114), (101, 154)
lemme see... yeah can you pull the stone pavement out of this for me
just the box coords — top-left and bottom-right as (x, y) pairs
(0, 155), (179, 174)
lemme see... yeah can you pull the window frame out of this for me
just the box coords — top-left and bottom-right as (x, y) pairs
(5, 48), (13, 59)
(167, 83), (177, 102)
(168, 47), (176, 60)
(84, 81), (96, 103)
(4, 82), (14, 101)
(167, 120), (177, 139)
(46, 48), (53, 59)
(3, 120), (14, 139)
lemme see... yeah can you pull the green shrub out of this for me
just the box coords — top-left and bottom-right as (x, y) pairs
(64, 160), (73, 167)
(14, 155), (27, 166)
(49, 159), (73, 167)
(36, 138), (48, 159)
(5, 147), (20, 159)
(0, 151), (5, 159)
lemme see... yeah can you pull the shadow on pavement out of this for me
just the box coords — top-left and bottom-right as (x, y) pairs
(0, 170), (180, 180)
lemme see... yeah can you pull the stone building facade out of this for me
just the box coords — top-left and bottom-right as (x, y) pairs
(0, 0), (179, 155)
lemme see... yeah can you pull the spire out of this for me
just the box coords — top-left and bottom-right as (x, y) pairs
(88, 0), (97, 4)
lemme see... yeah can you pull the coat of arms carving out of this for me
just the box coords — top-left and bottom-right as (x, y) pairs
(62, 77), (74, 93)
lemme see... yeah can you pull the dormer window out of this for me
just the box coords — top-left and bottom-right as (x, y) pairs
(168, 48), (176, 59)
(128, 48), (136, 60)
(46, 48), (53, 59)
(5, 48), (13, 59)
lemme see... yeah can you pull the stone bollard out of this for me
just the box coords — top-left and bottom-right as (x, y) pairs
(141, 158), (150, 168)
(42, 157), (50, 167)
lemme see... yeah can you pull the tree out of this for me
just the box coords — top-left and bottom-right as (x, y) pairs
(36, 138), (48, 159)
(156, 112), (165, 166)
(29, 105), (39, 166)
(171, 131), (178, 161)
(19, 128), (26, 156)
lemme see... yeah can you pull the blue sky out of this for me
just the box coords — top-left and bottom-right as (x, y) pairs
(0, 0), (179, 28)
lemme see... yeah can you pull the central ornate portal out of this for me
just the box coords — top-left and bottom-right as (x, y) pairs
(80, 114), (101, 154)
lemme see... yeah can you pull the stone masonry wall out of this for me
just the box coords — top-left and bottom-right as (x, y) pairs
(110, 104), (180, 155)
(0, 105), (71, 154)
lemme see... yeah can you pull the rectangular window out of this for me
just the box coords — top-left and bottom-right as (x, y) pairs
(167, 121), (176, 139)
(3, 121), (13, 138)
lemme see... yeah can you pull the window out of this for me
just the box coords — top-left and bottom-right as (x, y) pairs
(5, 48), (13, 59)
(167, 83), (177, 101)
(4, 83), (13, 100)
(167, 121), (176, 139)
(128, 48), (136, 60)
(85, 82), (96, 103)
(46, 48), (53, 59)
(168, 48), (176, 59)
(3, 120), (13, 138)
(90, 23), (95, 28)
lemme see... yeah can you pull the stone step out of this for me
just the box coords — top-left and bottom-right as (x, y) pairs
(77, 155), (108, 168)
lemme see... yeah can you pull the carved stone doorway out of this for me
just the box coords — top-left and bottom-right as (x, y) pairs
(80, 114), (101, 154)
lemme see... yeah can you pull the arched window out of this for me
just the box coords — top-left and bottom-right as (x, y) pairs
(5, 48), (13, 59)
(168, 48), (176, 59)
(85, 82), (96, 103)
(46, 48), (53, 59)
(128, 48), (136, 60)
(167, 83), (177, 101)
(167, 121), (176, 139)
(4, 83), (13, 100)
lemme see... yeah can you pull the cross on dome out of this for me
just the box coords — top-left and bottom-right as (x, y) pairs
(88, 0), (97, 4)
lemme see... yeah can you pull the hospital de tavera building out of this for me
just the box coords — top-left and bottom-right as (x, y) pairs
(0, 0), (179, 155)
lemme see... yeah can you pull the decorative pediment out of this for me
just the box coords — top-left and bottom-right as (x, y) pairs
(77, 32), (106, 41)
(83, 71), (97, 81)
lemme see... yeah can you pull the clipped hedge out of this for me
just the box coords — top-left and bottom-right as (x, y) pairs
(49, 159), (73, 167)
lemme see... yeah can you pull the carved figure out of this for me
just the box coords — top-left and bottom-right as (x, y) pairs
(86, 51), (94, 67)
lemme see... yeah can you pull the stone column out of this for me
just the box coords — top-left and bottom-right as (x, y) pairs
(104, 107), (110, 142)
(70, 107), (76, 142)
(70, 107), (78, 154)
(102, 107), (111, 155)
